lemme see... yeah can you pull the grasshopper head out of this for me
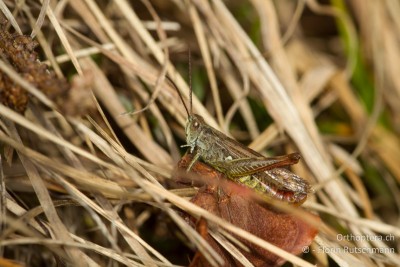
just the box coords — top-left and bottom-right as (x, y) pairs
(185, 114), (206, 152)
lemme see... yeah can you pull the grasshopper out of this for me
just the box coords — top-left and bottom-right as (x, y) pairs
(171, 78), (311, 204)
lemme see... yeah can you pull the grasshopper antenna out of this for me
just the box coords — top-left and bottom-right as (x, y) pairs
(166, 76), (190, 118)
(189, 48), (193, 116)
(164, 48), (192, 118)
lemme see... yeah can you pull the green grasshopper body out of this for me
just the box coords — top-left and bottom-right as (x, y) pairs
(169, 63), (311, 204)
(183, 114), (311, 204)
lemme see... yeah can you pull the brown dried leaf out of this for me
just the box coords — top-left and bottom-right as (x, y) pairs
(175, 154), (319, 267)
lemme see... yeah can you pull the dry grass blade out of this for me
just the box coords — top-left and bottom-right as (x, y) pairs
(0, 156), (6, 249)
(4, 121), (95, 265)
(0, 1), (399, 266)
(0, 3), (21, 34)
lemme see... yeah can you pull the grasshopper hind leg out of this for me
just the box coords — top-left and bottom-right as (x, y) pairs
(238, 175), (260, 189)
(236, 174), (308, 204)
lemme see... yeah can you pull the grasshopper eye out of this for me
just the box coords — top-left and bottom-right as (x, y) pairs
(193, 121), (199, 128)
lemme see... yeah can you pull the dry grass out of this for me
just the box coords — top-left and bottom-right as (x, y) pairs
(1, 0), (400, 266)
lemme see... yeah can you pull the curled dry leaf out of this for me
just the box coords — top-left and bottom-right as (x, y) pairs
(174, 153), (319, 267)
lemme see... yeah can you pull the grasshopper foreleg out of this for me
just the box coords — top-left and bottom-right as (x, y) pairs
(186, 150), (201, 172)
